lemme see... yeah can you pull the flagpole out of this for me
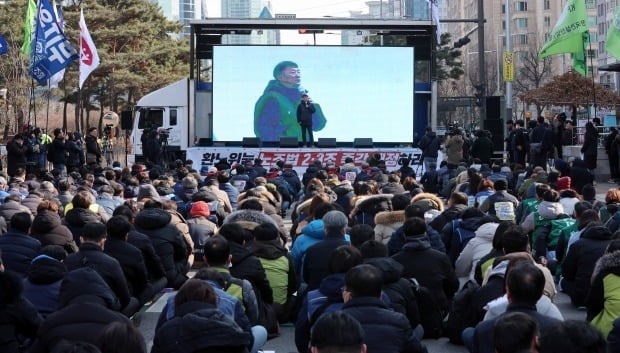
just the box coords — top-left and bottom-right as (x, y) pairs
(31, 80), (37, 129)
(30, 0), (43, 130)
(78, 6), (82, 134)
(588, 33), (597, 122)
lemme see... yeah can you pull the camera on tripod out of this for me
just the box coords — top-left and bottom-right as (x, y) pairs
(158, 127), (173, 140)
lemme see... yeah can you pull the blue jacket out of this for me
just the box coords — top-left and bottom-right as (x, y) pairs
(291, 219), (325, 273)
(0, 231), (41, 276)
(220, 183), (239, 211)
(295, 273), (346, 353)
(22, 255), (66, 317)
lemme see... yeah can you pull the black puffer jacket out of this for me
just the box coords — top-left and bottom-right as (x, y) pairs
(0, 231), (41, 276)
(31, 210), (78, 253)
(22, 256), (67, 317)
(135, 208), (188, 289)
(29, 268), (129, 353)
(366, 257), (420, 328)
(65, 243), (132, 310)
(392, 236), (459, 312)
(0, 271), (43, 353)
(332, 183), (355, 215)
(127, 229), (166, 281)
(229, 242), (273, 304)
(21, 194), (42, 216)
(562, 225), (611, 307)
(151, 301), (251, 353)
(103, 238), (148, 298)
(342, 297), (427, 353)
(0, 201), (32, 227)
(62, 208), (103, 246)
(351, 194), (393, 227)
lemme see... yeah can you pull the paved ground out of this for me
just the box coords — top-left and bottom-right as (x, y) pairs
(137, 183), (612, 352)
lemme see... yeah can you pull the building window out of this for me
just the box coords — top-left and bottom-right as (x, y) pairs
(588, 16), (597, 27)
(516, 34), (529, 44)
(586, 0), (596, 9)
(544, 0), (551, 10)
(501, 4), (505, 14)
(587, 49), (596, 58)
(516, 18), (528, 28)
(515, 1), (527, 11)
(544, 33), (550, 41)
(544, 16), (551, 27)
(502, 20), (506, 30)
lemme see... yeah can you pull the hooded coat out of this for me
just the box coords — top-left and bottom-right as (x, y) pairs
(455, 222), (499, 280)
(103, 238), (148, 298)
(520, 201), (565, 234)
(291, 219), (324, 273)
(135, 208), (188, 289)
(303, 231), (350, 291)
(22, 255), (67, 317)
(445, 134), (464, 164)
(0, 271), (42, 353)
(31, 210), (78, 253)
(28, 268), (130, 353)
(127, 229), (166, 281)
(392, 236), (459, 312)
(586, 250), (620, 337)
(419, 131), (440, 158)
(6, 139), (28, 177)
(0, 230), (41, 276)
(441, 216), (486, 264)
(151, 301), (251, 353)
(332, 183), (355, 215)
(62, 207), (104, 246)
(350, 194), (394, 227)
(569, 159), (595, 194)
(562, 225), (612, 307)
(253, 239), (296, 306)
(228, 241), (274, 304)
(0, 200), (32, 227)
(374, 210), (406, 244)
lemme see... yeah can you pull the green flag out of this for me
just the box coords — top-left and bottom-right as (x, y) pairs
(539, 0), (587, 59)
(21, 0), (37, 56)
(607, 3), (620, 60)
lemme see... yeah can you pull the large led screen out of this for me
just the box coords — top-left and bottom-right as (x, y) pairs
(212, 45), (415, 142)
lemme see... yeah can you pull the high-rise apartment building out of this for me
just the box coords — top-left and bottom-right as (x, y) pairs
(446, 0), (599, 97)
(152, 0), (205, 36)
(597, 0), (620, 92)
(221, 0), (275, 44)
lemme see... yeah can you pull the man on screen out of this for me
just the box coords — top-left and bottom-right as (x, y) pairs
(254, 61), (327, 142)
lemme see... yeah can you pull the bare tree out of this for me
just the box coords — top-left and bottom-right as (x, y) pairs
(514, 41), (552, 115)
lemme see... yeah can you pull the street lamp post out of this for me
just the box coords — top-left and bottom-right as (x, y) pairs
(505, 0), (513, 122)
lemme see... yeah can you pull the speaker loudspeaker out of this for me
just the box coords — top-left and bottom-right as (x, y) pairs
(486, 96), (501, 120)
(483, 119), (504, 151)
(120, 111), (133, 130)
(317, 138), (336, 148)
(242, 137), (260, 147)
(279, 137), (299, 148)
(354, 138), (373, 148)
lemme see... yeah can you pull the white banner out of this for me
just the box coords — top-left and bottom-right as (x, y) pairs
(186, 147), (424, 175)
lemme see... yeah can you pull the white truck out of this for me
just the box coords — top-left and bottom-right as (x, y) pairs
(129, 78), (212, 164)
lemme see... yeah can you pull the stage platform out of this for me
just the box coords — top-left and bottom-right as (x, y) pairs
(186, 146), (423, 175)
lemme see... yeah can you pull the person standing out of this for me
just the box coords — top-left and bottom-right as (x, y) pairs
(418, 127), (440, 172)
(66, 132), (84, 173)
(445, 131), (464, 165)
(505, 120), (515, 164)
(606, 127), (619, 183)
(582, 122), (599, 175)
(85, 127), (102, 167)
(530, 117), (550, 169)
(471, 130), (494, 165)
(51, 129), (67, 173)
(513, 120), (528, 167)
(297, 94), (316, 147)
(6, 134), (28, 177)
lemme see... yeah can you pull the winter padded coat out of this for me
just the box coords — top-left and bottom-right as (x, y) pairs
(31, 210), (77, 253)
(374, 210), (406, 244)
(135, 208), (188, 289)
(587, 251), (620, 338)
(455, 222), (499, 280)
(0, 231), (41, 276)
(0, 271), (43, 353)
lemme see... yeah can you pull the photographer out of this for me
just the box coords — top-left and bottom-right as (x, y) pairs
(66, 132), (84, 172)
(445, 128), (465, 165)
(25, 128), (42, 174)
(51, 128), (68, 173)
(145, 129), (163, 167)
(85, 127), (102, 166)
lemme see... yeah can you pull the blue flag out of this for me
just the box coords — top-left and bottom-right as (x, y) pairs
(0, 35), (7, 56)
(29, 0), (78, 84)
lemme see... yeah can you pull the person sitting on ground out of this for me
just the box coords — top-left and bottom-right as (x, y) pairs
(350, 224), (375, 250)
(374, 194), (409, 244)
(29, 268), (131, 353)
(95, 321), (147, 353)
(429, 191), (468, 232)
(103, 216), (149, 304)
(0, 212), (40, 276)
(539, 320), (605, 353)
(252, 223), (296, 323)
(0, 194), (33, 228)
(22, 245), (68, 317)
(31, 200), (77, 254)
(455, 219), (500, 281)
(310, 312), (367, 353)
(150, 279), (252, 353)
(586, 239), (620, 338)
(479, 179), (519, 221)
(295, 245), (363, 353)
(387, 204), (445, 255)
(392, 217), (459, 319)
(218, 223), (273, 305)
(440, 207), (487, 265)
(303, 210), (351, 290)
(341, 264), (428, 353)
(0, 257), (43, 353)
(63, 191), (104, 246)
(134, 200), (189, 289)
(493, 312), (540, 353)
(562, 222), (612, 307)
(186, 201), (218, 258)
(202, 236), (259, 324)
(469, 263), (562, 353)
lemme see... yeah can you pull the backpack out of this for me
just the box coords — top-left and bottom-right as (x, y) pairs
(446, 280), (480, 344)
(409, 278), (444, 339)
(531, 212), (575, 259)
(452, 220), (476, 253)
(46, 142), (55, 163)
